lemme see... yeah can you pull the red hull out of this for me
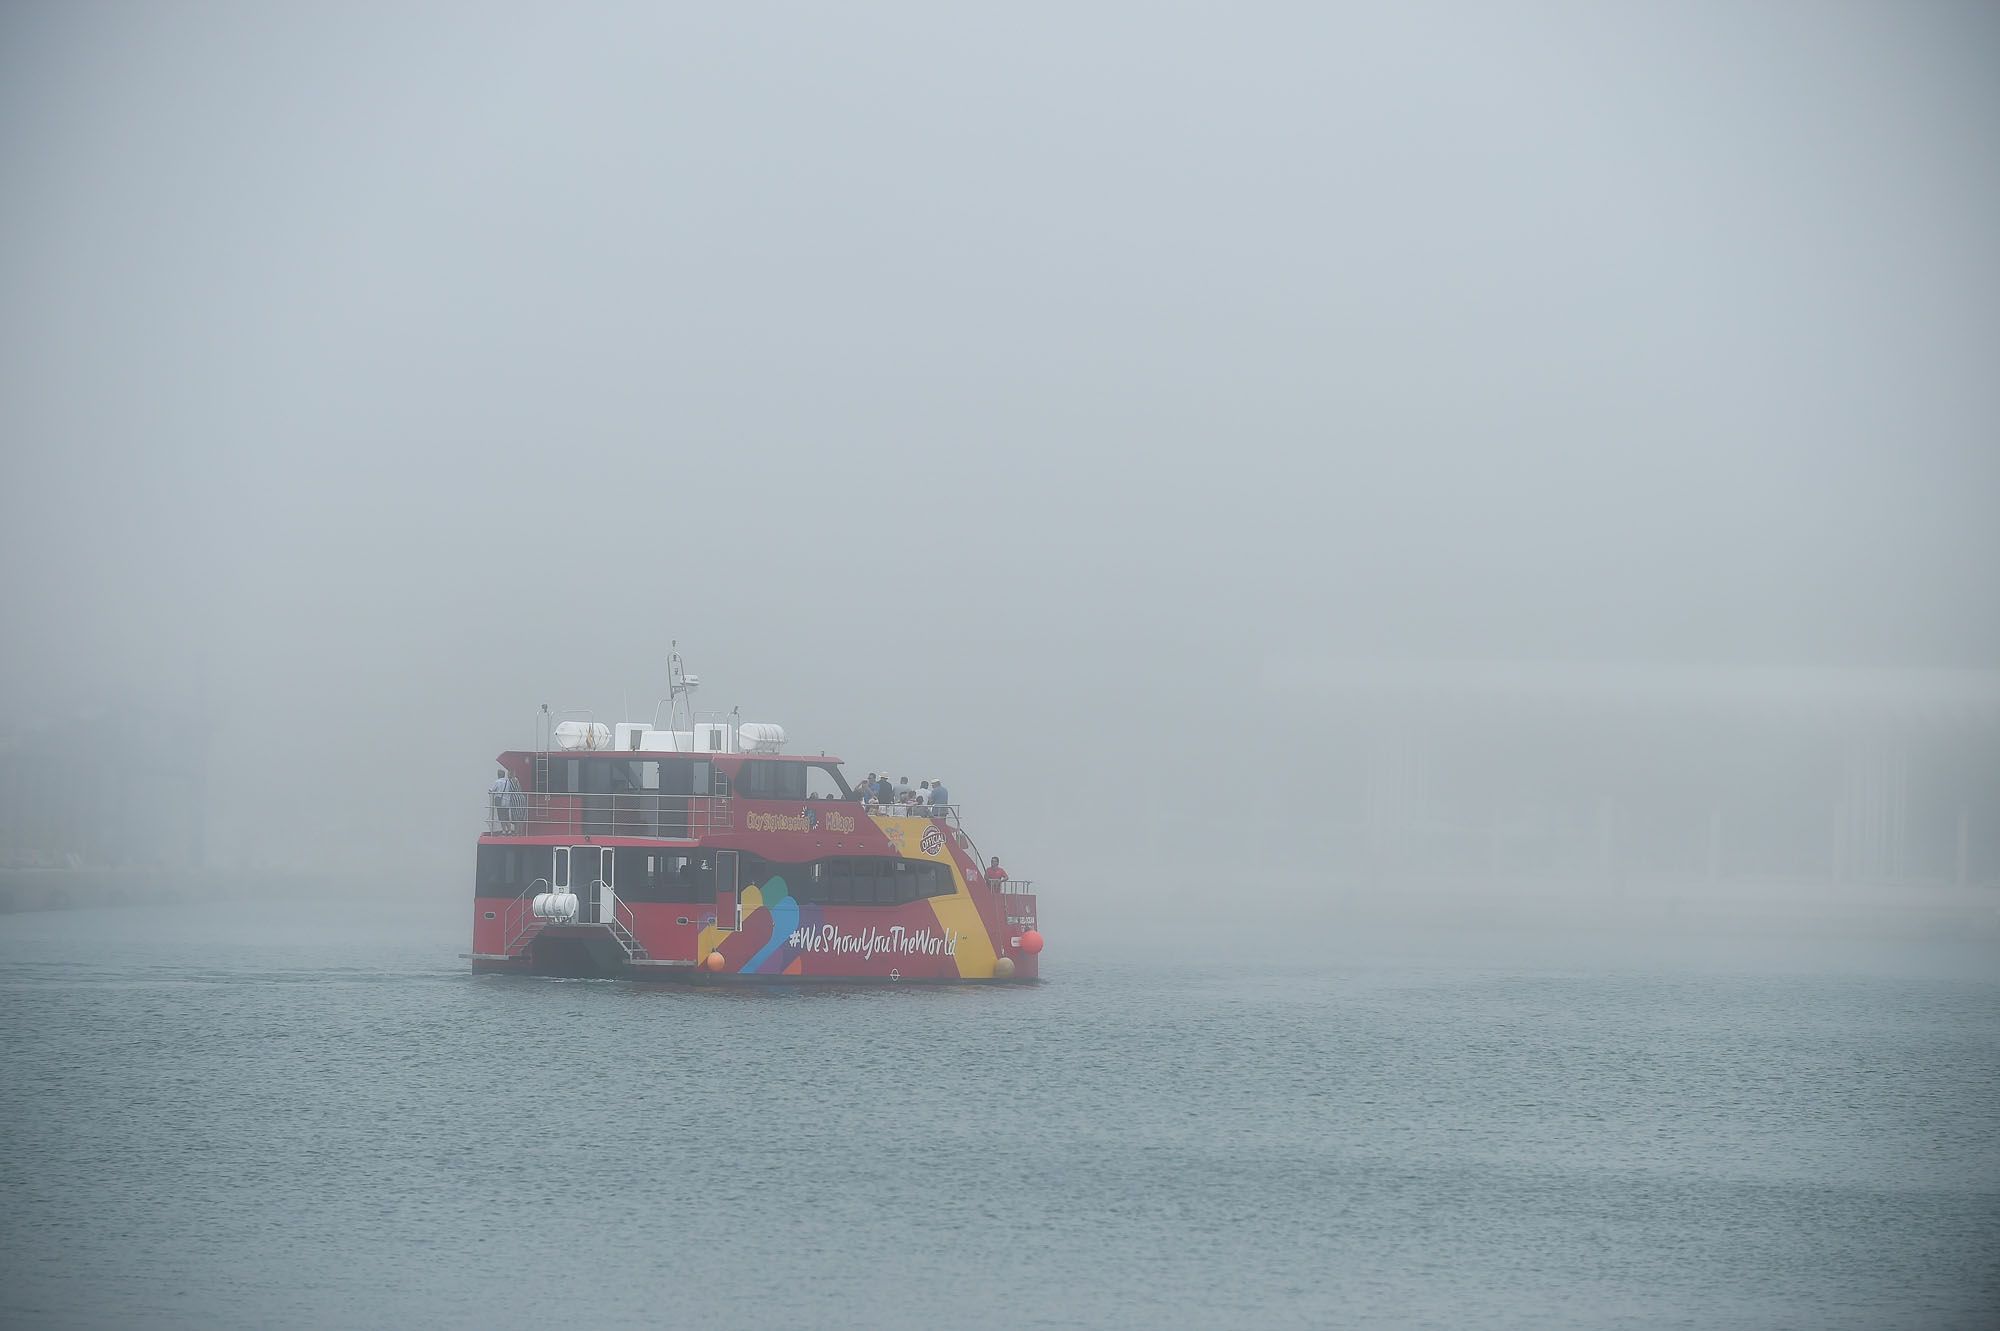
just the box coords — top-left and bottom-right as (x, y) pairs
(473, 783), (1040, 982)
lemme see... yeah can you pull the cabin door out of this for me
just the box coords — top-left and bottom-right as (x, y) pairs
(714, 849), (740, 932)
(552, 846), (570, 896)
(570, 846), (605, 923)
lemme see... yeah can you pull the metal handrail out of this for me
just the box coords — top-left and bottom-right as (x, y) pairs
(484, 790), (732, 840)
(483, 792), (969, 838)
(610, 893), (647, 961)
(501, 876), (551, 958)
(862, 800), (958, 818)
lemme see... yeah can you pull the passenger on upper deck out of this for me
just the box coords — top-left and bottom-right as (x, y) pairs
(928, 778), (950, 811)
(895, 775), (914, 801)
(985, 855), (1007, 884)
(488, 769), (511, 834)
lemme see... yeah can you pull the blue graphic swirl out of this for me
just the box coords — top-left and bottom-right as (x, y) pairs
(744, 877), (799, 974)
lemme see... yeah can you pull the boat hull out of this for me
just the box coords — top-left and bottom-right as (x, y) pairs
(471, 815), (1041, 982)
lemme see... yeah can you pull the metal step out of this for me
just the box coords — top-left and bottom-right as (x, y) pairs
(503, 916), (546, 959)
(605, 919), (649, 962)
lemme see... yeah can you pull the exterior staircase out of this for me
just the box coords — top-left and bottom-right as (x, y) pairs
(500, 879), (550, 960)
(499, 877), (652, 967)
(606, 900), (650, 962)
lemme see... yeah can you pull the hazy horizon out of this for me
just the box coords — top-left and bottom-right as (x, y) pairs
(4, 1), (1996, 912)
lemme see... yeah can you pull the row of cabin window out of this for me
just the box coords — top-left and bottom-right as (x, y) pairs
(476, 846), (953, 905)
(532, 758), (847, 801)
(476, 843), (696, 887)
(474, 846), (721, 897)
(617, 850), (733, 901)
(536, 758), (714, 796)
(789, 857), (955, 905)
(630, 854), (954, 906)
(476, 845), (555, 891)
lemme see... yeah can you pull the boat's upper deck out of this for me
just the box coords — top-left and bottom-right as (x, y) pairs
(483, 748), (956, 843)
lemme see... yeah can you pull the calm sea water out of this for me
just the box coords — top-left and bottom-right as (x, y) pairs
(1, 904), (1996, 1330)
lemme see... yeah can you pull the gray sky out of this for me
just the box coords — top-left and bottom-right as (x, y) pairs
(2, 2), (1996, 897)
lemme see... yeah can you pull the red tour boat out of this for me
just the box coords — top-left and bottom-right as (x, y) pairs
(470, 650), (1042, 981)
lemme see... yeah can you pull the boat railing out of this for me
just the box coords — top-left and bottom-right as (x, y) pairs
(485, 791), (969, 838)
(859, 800), (958, 819)
(484, 791), (733, 840)
(501, 877), (551, 957)
(993, 877), (1035, 895)
(609, 893), (649, 962)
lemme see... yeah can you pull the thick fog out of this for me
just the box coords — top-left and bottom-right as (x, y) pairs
(3, 2), (1996, 938)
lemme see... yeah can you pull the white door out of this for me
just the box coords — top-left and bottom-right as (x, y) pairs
(714, 849), (739, 931)
(569, 846), (603, 921)
(599, 848), (617, 924)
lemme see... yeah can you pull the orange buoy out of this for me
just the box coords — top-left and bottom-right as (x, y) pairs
(1019, 930), (1044, 955)
(704, 951), (727, 972)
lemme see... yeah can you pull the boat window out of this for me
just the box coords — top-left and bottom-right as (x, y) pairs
(827, 867), (853, 904)
(790, 857), (953, 905)
(599, 760), (664, 793)
(806, 764), (850, 800)
(738, 760), (807, 801)
(537, 756), (712, 796)
(646, 758), (710, 796)
(538, 758), (583, 793)
(614, 848), (714, 901)
(475, 844), (553, 894)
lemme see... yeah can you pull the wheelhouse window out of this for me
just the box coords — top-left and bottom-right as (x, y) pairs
(605, 760), (673, 793)
(806, 764), (851, 800)
(536, 757), (711, 795)
(738, 760), (807, 801)
(654, 758), (712, 796)
(539, 758), (584, 793)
